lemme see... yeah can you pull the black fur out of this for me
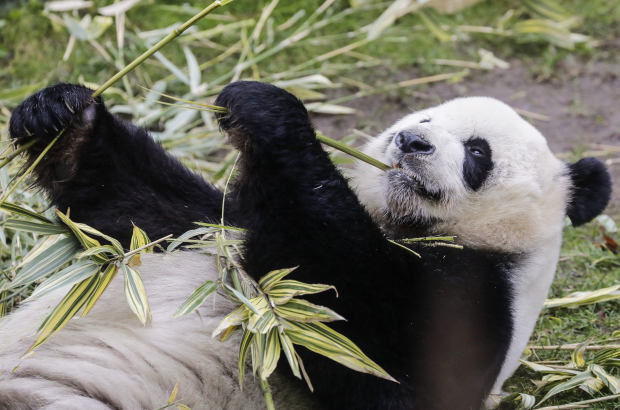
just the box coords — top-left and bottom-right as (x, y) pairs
(567, 157), (612, 227)
(10, 82), (518, 410)
(463, 137), (493, 191)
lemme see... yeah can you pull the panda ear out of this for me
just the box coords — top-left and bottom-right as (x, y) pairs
(566, 157), (612, 227)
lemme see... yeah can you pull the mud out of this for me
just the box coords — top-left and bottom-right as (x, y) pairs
(311, 59), (620, 211)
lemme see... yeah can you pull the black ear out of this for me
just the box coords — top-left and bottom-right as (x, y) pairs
(567, 157), (612, 227)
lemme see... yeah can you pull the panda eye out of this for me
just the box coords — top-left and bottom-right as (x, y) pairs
(468, 146), (485, 157)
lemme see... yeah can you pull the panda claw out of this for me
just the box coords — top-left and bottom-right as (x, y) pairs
(64, 100), (75, 114)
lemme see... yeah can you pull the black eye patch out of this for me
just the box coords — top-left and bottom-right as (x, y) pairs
(463, 137), (493, 191)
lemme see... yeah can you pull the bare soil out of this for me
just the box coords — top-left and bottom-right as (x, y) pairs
(311, 59), (620, 211)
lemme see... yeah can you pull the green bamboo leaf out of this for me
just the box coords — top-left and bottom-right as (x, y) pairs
(27, 273), (99, 353)
(177, 405), (192, 410)
(174, 280), (219, 318)
(571, 337), (594, 368)
(283, 320), (396, 382)
(56, 210), (107, 264)
(81, 263), (119, 316)
(579, 377), (605, 395)
(25, 261), (99, 302)
(520, 0), (571, 21)
(498, 393), (536, 410)
(76, 245), (121, 258)
(130, 225), (152, 253)
(211, 304), (249, 338)
(167, 227), (215, 252)
(537, 371), (592, 406)
(76, 222), (124, 256)
(519, 360), (580, 375)
(168, 380), (179, 404)
(279, 331), (301, 379)
(247, 296), (278, 334)
(16, 235), (62, 269)
(4, 219), (70, 235)
(261, 328), (281, 380)
(512, 19), (574, 49)
(238, 329), (255, 386)
(268, 280), (337, 305)
(0, 201), (52, 223)
(121, 263), (152, 324)
(592, 348), (620, 364)
(219, 325), (240, 342)
(258, 267), (296, 292)
(5, 237), (80, 290)
(418, 8), (452, 42)
(274, 298), (345, 323)
(588, 364), (620, 393)
(222, 283), (262, 317)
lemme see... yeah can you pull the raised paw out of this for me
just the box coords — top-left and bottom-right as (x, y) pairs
(9, 83), (98, 143)
(214, 81), (316, 151)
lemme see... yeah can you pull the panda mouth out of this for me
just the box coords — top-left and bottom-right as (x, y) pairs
(390, 162), (442, 201)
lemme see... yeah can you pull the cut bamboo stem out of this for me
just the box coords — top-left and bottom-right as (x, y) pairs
(93, 0), (229, 98)
(316, 133), (389, 171)
(0, 139), (37, 170)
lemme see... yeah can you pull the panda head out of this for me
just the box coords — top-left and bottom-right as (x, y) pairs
(354, 97), (612, 252)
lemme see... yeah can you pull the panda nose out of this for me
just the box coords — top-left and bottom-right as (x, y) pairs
(395, 132), (435, 155)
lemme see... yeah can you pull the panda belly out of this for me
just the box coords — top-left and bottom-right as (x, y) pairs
(0, 252), (320, 410)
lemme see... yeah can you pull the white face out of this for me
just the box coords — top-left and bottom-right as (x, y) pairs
(353, 97), (571, 252)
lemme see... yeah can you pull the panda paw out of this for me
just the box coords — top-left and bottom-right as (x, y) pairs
(9, 83), (98, 143)
(215, 81), (316, 152)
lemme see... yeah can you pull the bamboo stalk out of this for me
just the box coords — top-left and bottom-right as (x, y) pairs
(93, 0), (229, 98)
(0, 130), (64, 208)
(316, 133), (389, 171)
(0, 139), (37, 170)
(259, 377), (276, 410)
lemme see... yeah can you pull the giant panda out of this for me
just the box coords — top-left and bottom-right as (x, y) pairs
(0, 81), (612, 410)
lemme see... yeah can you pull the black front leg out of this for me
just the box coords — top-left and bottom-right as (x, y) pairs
(9, 83), (235, 247)
(215, 81), (421, 410)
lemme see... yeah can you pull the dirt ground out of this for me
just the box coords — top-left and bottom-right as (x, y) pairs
(311, 59), (620, 211)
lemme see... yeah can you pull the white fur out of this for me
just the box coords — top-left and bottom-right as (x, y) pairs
(0, 252), (318, 410)
(353, 97), (571, 395)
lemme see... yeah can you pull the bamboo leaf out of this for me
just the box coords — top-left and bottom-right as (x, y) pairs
(258, 267), (296, 292)
(268, 280), (337, 305)
(247, 296), (278, 334)
(279, 331), (301, 378)
(174, 280), (219, 318)
(537, 371), (593, 406)
(274, 298), (345, 323)
(167, 227), (215, 252)
(588, 364), (620, 394)
(4, 219), (70, 235)
(579, 377), (605, 396)
(498, 393), (536, 410)
(25, 260), (99, 302)
(545, 285), (620, 309)
(238, 329), (255, 387)
(193, 222), (245, 231)
(219, 325), (240, 342)
(56, 210), (107, 264)
(520, 0), (571, 21)
(27, 273), (99, 352)
(571, 337), (594, 368)
(76, 222), (124, 256)
(592, 348), (620, 364)
(261, 328), (281, 380)
(177, 405), (192, 410)
(519, 360), (581, 375)
(222, 283), (262, 317)
(130, 225), (152, 253)
(168, 381), (179, 404)
(211, 304), (249, 338)
(76, 245), (121, 258)
(5, 237), (80, 290)
(121, 263), (152, 324)
(81, 263), (119, 316)
(283, 320), (396, 382)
